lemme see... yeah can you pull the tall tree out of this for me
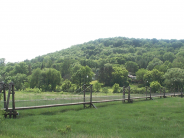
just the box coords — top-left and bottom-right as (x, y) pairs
(163, 52), (175, 62)
(147, 58), (163, 70)
(14, 62), (28, 75)
(112, 67), (129, 87)
(40, 68), (62, 91)
(125, 61), (139, 74)
(164, 68), (184, 89)
(12, 73), (27, 90)
(30, 68), (42, 89)
(98, 63), (113, 86)
(136, 68), (148, 83)
(71, 66), (94, 87)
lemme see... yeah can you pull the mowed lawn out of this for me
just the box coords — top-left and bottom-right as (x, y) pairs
(1, 97), (184, 138)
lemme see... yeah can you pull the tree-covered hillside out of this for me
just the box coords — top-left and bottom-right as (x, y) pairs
(1, 37), (184, 92)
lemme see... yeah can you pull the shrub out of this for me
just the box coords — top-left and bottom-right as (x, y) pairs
(55, 85), (62, 92)
(112, 83), (120, 93)
(68, 84), (77, 92)
(130, 87), (146, 94)
(102, 87), (109, 94)
(150, 81), (161, 93)
(62, 79), (72, 92)
(94, 81), (101, 92)
(25, 88), (41, 93)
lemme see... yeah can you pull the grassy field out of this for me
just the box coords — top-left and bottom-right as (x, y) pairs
(1, 96), (184, 138)
(1, 91), (126, 108)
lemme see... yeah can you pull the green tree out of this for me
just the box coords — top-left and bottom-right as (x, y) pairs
(116, 57), (126, 64)
(40, 68), (62, 91)
(164, 68), (184, 89)
(14, 62), (28, 75)
(172, 56), (184, 69)
(136, 68), (148, 83)
(102, 87), (109, 94)
(143, 71), (152, 86)
(163, 52), (175, 62)
(154, 61), (172, 73)
(112, 83), (120, 93)
(151, 69), (164, 84)
(147, 58), (163, 70)
(51, 63), (62, 72)
(98, 63), (113, 86)
(150, 81), (161, 93)
(71, 66), (94, 87)
(30, 68), (42, 89)
(62, 79), (72, 92)
(61, 57), (73, 79)
(143, 69), (164, 86)
(125, 61), (139, 74)
(12, 73), (27, 90)
(94, 81), (101, 92)
(43, 56), (53, 68)
(112, 67), (129, 87)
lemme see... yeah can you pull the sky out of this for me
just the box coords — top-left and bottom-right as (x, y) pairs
(0, 0), (184, 63)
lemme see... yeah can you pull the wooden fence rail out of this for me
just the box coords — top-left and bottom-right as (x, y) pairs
(0, 82), (183, 118)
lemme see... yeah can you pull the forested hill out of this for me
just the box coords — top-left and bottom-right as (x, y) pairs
(1, 37), (184, 92)
(27, 37), (184, 69)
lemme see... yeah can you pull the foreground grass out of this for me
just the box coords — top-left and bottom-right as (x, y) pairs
(1, 97), (184, 138)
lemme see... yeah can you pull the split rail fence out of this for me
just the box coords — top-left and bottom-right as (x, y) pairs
(0, 82), (183, 118)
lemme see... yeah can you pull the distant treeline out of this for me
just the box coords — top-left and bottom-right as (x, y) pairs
(0, 37), (184, 92)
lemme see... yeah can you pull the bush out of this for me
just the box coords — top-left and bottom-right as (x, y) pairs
(102, 87), (109, 94)
(68, 84), (77, 92)
(130, 87), (146, 94)
(94, 81), (101, 92)
(62, 79), (72, 92)
(55, 85), (62, 92)
(24, 88), (42, 93)
(112, 83), (120, 93)
(150, 81), (161, 93)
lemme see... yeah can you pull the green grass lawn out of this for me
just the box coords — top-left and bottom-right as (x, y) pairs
(1, 97), (184, 138)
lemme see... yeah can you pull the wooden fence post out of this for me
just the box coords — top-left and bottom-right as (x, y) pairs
(174, 88), (175, 97)
(128, 86), (131, 103)
(163, 88), (166, 98)
(123, 86), (125, 103)
(12, 83), (15, 116)
(6, 83), (12, 112)
(83, 84), (86, 108)
(90, 85), (92, 107)
(181, 88), (183, 98)
(146, 86), (147, 100)
(3, 83), (7, 109)
(170, 87), (172, 97)
(150, 87), (152, 100)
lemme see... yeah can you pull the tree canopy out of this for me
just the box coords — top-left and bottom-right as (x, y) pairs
(1, 37), (184, 91)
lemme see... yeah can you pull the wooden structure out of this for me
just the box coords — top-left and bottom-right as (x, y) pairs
(83, 84), (93, 108)
(0, 82), (18, 118)
(1, 84), (183, 118)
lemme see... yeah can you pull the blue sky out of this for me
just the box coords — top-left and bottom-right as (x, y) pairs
(0, 0), (184, 63)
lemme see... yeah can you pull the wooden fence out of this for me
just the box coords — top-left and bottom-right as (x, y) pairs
(0, 83), (183, 118)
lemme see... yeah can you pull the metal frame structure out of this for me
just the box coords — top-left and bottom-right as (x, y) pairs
(0, 82), (18, 118)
